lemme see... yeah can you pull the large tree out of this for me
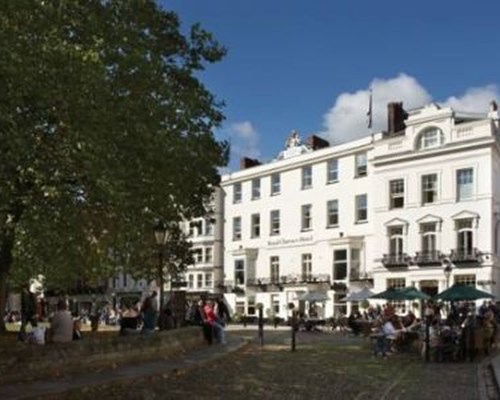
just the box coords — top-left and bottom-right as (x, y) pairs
(0, 0), (228, 330)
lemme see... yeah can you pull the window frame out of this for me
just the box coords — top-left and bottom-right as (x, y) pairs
(389, 179), (405, 209)
(417, 127), (445, 150)
(234, 259), (245, 285)
(350, 249), (361, 280)
(454, 274), (476, 286)
(420, 223), (437, 254)
(327, 159), (339, 184)
(301, 204), (313, 231)
(456, 168), (473, 202)
(204, 219), (214, 236)
(233, 182), (242, 204)
(251, 213), (261, 239)
(196, 273), (203, 288)
(251, 178), (261, 200)
(271, 173), (281, 196)
(456, 218), (474, 255)
(333, 249), (348, 281)
(301, 165), (313, 190)
(355, 153), (367, 178)
(270, 210), (280, 236)
(389, 226), (404, 256)
(232, 216), (242, 241)
(204, 273), (213, 289)
(327, 199), (339, 227)
(302, 253), (312, 281)
(421, 173), (438, 205)
(270, 256), (280, 283)
(193, 248), (203, 264)
(355, 194), (368, 223)
(204, 246), (213, 263)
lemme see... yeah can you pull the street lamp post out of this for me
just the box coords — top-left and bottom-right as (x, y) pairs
(424, 304), (433, 362)
(257, 303), (264, 346)
(288, 302), (296, 352)
(444, 264), (452, 290)
(153, 219), (171, 313)
(443, 263), (453, 318)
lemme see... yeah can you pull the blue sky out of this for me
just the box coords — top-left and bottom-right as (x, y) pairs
(164, 0), (500, 170)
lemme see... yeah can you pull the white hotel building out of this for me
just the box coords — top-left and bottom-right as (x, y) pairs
(221, 101), (500, 319)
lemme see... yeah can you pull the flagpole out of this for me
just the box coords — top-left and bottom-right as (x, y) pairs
(367, 87), (374, 140)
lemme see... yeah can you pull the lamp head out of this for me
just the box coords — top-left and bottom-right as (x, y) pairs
(153, 219), (167, 245)
(443, 264), (452, 279)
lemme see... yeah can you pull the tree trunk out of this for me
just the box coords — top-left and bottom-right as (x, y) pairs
(0, 233), (15, 333)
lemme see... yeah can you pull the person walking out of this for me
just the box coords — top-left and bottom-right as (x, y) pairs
(89, 297), (100, 332)
(141, 292), (158, 334)
(215, 295), (231, 326)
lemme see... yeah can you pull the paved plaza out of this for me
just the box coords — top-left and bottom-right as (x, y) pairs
(0, 327), (484, 400)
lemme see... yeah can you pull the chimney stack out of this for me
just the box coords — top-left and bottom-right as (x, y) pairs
(240, 157), (261, 170)
(307, 135), (330, 150)
(387, 102), (407, 135)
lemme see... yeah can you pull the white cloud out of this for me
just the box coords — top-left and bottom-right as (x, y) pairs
(227, 121), (261, 160)
(322, 73), (431, 144)
(442, 84), (499, 113)
(321, 74), (499, 144)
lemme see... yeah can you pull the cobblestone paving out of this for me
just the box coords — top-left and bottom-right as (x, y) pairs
(55, 329), (479, 400)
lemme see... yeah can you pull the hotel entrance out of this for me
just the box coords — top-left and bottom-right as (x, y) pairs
(419, 280), (439, 297)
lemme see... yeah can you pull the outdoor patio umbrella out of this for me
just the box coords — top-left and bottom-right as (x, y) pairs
(434, 283), (495, 301)
(370, 287), (430, 301)
(370, 287), (408, 301)
(399, 286), (431, 300)
(342, 287), (374, 302)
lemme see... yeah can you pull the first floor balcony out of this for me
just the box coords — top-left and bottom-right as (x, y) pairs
(450, 248), (481, 264)
(382, 253), (411, 268)
(414, 250), (443, 266)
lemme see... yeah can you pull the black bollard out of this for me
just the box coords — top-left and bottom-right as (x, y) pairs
(425, 317), (430, 362)
(288, 303), (296, 352)
(258, 307), (264, 346)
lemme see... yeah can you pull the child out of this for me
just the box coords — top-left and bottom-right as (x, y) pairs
(27, 319), (46, 345)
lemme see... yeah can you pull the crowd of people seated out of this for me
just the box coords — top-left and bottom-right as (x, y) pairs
(9, 287), (187, 344)
(366, 300), (499, 362)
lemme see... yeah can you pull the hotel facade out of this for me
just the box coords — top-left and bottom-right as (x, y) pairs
(220, 101), (500, 319)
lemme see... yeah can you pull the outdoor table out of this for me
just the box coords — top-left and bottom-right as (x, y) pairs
(301, 318), (325, 332)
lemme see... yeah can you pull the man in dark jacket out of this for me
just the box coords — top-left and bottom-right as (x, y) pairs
(215, 296), (231, 325)
(19, 284), (37, 341)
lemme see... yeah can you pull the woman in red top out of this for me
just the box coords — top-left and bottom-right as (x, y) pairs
(203, 299), (226, 344)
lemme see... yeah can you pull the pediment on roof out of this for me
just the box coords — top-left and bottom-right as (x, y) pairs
(384, 217), (409, 227)
(416, 214), (443, 224)
(451, 210), (480, 220)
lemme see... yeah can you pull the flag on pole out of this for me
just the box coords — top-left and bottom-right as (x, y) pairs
(367, 88), (373, 130)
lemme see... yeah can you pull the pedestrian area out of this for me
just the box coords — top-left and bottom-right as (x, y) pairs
(0, 336), (247, 400)
(0, 328), (493, 399)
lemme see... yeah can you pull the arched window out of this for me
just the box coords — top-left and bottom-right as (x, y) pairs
(389, 226), (404, 256)
(417, 127), (445, 150)
(456, 219), (474, 256)
(421, 223), (437, 254)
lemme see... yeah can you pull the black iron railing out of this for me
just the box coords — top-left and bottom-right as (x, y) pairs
(382, 253), (411, 267)
(450, 248), (481, 263)
(414, 251), (443, 265)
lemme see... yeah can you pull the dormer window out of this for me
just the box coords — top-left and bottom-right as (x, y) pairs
(417, 127), (445, 150)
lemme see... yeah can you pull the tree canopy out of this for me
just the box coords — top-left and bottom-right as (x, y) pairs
(0, 0), (228, 327)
